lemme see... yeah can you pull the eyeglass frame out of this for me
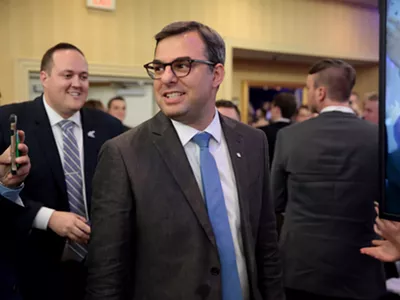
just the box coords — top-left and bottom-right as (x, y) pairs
(143, 56), (217, 80)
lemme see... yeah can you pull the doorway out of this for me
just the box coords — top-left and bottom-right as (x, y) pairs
(241, 80), (305, 125)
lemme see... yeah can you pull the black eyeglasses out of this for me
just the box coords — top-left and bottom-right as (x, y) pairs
(143, 57), (217, 80)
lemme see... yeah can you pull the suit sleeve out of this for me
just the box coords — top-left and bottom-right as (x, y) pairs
(256, 131), (285, 300)
(85, 139), (134, 300)
(271, 131), (287, 214)
(0, 114), (41, 237)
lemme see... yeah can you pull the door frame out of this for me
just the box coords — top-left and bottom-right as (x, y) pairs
(240, 80), (305, 124)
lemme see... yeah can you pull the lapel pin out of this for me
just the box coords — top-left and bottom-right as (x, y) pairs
(88, 130), (96, 138)
(236, 152), (241, 158)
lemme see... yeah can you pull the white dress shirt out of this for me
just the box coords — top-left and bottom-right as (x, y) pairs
(32, 97), (88, 230)
(320, 105), (355, 114)
(171, 110), (249, 300)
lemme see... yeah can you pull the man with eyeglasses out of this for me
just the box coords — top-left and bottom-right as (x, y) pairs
(86, 21), (284, 300)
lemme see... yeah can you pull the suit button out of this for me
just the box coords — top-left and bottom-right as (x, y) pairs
(210, 267), (220, 275)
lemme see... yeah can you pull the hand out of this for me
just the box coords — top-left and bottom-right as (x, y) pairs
(361, 239), (400, 262)
(0, 130), (30, 188)
(48, 211), (91, 244)
(387, 17), (400, 69)
(360, 203), (400, 262)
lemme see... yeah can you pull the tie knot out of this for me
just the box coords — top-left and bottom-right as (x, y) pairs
(192, 132), (211, 149)
(59, 120), (75, 131)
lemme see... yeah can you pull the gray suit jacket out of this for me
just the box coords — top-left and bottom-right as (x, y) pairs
(271, 111), (385, 299)
(85, 112), (284, 300)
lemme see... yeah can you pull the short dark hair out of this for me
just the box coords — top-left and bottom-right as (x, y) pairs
(308, 59), (356, 102)
(84, 99), (104, 110)
(155, 21), (225, 65)
(272, 92), (297, 119)
(366, 92), (379, 102)
(107, 96), (126, 109)
(216, 99), (240, 118)
(40, 43), (85, 74)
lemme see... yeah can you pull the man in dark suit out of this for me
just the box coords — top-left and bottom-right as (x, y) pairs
(86, 21), (284, 300)
(259, 92), (297, 167)
(0, 130), (31, 300)
(271, 59), (385, 300)
(0, 42), (124, 300)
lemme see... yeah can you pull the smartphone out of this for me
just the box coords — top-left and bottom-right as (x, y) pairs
(9, 114), (19, 175)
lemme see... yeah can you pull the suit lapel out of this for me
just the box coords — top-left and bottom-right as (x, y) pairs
(221, 116), (256, 273)
(150, 112), (216, 247)
(33, 97), (67, 200)
(81, 109), (98, 215)
(221, 116), (251, 225)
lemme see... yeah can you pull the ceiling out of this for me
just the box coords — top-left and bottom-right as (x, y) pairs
(233, 48), (377, 66)
(331, 0), (378, 8)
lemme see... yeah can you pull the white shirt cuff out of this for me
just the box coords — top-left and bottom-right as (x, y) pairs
(32, 207), (55, 230)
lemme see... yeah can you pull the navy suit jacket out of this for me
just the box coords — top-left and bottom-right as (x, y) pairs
(0, 96), (123, 300)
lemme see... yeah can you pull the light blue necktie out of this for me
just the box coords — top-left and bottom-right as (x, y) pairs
(192, 132), (243, 300)
(59, 120), (88, 260)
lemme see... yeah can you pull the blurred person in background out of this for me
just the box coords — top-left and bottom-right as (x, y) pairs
(84, 99), (105, 111)
(107, 96), (131, 131)
(363, 92), (379, 125)
(216, 99), (241, 122)
(259, 92), (297, 167)
(295, 105), (312, 123)
(350, 91), (363, 117)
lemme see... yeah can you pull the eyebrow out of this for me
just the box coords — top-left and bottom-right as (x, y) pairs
(152, 56), (192, 64)
(61, 70), (89, 75)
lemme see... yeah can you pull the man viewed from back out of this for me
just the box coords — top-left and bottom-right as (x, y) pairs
(271, 59), (385, 300)
(363, 92), (379, 124)
(259, 92), (297, 167)
(216, 99), (241, 122)
(107, 96), (131, 131)
(86, 21), (284, 300)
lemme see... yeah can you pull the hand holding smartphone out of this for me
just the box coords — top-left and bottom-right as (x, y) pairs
(10, 114), (19, 175)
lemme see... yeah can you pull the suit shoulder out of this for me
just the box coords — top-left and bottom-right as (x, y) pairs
(84, 108), (121, 126)
(0, 100), (35, 125)
(105, 116), (152, 147)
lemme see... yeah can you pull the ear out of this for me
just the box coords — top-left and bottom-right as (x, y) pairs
(317, 86), (327, 102)
(40, 70), (49, 88)
(212, 63), (225, 88)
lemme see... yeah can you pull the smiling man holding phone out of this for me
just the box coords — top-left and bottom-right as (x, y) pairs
(0, 42), (124, 300)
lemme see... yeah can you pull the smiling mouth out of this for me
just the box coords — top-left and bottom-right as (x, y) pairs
(68, 91), (82, 97)
(164, 92), (184, 99)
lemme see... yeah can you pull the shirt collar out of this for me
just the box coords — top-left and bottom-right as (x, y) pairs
(43, 95), (82, 128)
(171, 109), (222, 147)
(320, 105), (355, 115)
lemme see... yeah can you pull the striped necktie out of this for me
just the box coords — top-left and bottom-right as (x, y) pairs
(59, 120), (87, 260)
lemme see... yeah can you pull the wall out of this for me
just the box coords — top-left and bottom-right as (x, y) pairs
(0, 0), (379, 104)
(233, 58), (379, 106)
(353, 65), (379, 100)
(232, 59), (310, 101)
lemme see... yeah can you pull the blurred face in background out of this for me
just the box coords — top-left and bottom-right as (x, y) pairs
(108, 99), (127, 122)
(40, 49), (89, 118)
(296, 107), (312, 123)
(217, 106), (240, 121)
(363, 99), (379, 124)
